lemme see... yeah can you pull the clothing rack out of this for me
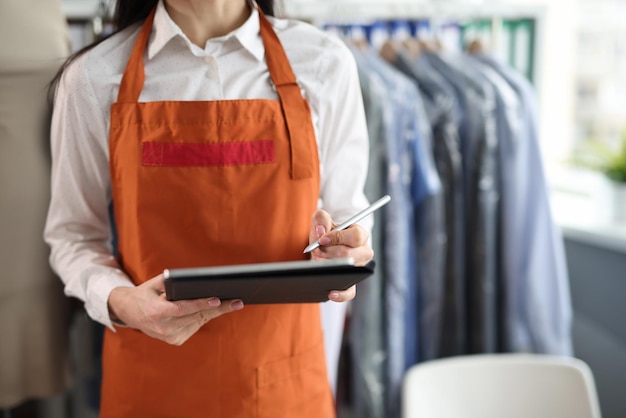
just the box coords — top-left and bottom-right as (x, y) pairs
(284, 4), (569, 418)
(283, 0), (546, 20)
(283, 0), (546, 91)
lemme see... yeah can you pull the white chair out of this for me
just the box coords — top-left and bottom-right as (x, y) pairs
(402, 354), (602, 418)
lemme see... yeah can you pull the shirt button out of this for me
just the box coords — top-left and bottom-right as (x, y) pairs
(205, 62), (219, 79)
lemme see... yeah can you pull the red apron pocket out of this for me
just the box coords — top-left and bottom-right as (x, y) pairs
(142, 140), (275, 166)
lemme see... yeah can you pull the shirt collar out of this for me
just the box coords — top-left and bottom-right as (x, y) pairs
(148, 0), (264, 62)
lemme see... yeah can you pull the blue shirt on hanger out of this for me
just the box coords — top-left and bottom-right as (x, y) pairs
(357, 45), (440, 418)
(473, 54), (573, 356)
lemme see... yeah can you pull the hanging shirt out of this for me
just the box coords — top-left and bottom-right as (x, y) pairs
(348, 44), (389, 418)
(474, 54), (572, 356)
(44, 2), (371, 331)
(422, 51), (501, 355)
(394, 52), (463, 362)
(355, 46), (440, 418)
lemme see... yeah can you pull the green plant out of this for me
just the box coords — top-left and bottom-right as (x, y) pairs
(571, 133), (626, 184)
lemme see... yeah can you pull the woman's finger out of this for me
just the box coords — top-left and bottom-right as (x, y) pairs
(328, 285), (357, 302)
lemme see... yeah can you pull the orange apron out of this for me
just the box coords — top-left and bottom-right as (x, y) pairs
(101, 7), (335, 418)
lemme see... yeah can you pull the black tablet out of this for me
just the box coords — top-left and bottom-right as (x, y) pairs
(163, 257), (375, 304)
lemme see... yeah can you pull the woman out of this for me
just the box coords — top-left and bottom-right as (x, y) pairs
(45, 0), (372, 417)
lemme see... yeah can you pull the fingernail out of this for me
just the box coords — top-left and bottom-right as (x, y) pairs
(330, 292), (340, 300)
(231, 300), (244, 310)
(315, 225), (326, 238)
(208, 297), (221, 307)
(319, 236), (331, 246)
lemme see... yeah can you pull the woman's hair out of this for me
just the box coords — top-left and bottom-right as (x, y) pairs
(49, 0), (274, 99)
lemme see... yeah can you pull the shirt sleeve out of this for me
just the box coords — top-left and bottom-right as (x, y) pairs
(315, 36), (372, 234)
(44, 56), (134, 331)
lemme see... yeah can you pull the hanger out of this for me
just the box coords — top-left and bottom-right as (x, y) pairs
(351, 38), (370, 51)
(466, 39), (485, 54)
(380, 40), (400, 63)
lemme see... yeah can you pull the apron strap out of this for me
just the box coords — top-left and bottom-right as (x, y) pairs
(116, 5), (315, 180)
(258, 8), (315, 180)
(117, 8), (155, 103)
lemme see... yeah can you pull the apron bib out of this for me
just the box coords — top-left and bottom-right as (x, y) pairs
(101, 7), (334, 418)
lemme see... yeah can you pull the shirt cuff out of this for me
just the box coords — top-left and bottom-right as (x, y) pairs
(83, 270), (135, 331)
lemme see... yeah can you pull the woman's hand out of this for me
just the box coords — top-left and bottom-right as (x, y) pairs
(107, 274), (243, 346)
(308, 209), (374, 302)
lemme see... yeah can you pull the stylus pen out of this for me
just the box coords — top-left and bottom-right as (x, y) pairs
(303, 195), (391, 254)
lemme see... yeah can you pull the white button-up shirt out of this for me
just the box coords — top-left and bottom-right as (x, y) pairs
(44, 1), (370, 329)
